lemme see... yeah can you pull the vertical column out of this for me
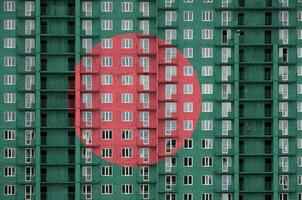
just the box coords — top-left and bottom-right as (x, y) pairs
(155, 1), (159, 199)
(35, 1), (41, 199)
(75, 0), (81, 199)
(233, 31), (240, 200)
(273, 44), (279, 200)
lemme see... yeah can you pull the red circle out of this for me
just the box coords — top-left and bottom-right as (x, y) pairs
(74, 34), (201, 166)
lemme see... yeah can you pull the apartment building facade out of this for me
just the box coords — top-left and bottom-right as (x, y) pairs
(1, 0), (302, 200)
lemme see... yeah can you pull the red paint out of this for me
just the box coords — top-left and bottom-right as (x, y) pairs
(74, 34), (201, 166)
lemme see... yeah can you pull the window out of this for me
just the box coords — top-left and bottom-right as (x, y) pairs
(4, 56), (16, 67)
(298, 29), (302, 40)
(280, 157), (289, 172)
(165, 29), (177, 44)
(121, 20), (133, 30)
(201, 48), (213, 58)
(4, 111), (16, 122)
(184, 29), (193, 40)
(4, 148), (16, 158)
(201, 175), (213, 185)
(101, 130), (112, 140)
(122, 184), (133, 194)
(121, 111), (133, 122)
(184, 84), (193, 94)
(140, 39), (149, 53)
(101, 93), (113, 103)
(121, 166), (133, 176)
(184, 139), (193, 149)
(82, 2), (92, 16)
(140, 93), (149, 108)
(101, 148), (112, 158)
(201, 193), (213, 200)
(4, 185), (15, 195)
(4, 130), (16, 140)
(201, 66), (213, 76)
(165, 11), (177, 26)
(222, 175), (232, 190)
(25, 20), (35, 35)
(82, 185), (92, 199)
(221, 66), (231, 81)
(222, 48), (231, 63)
(4, 20), (15, 30)
(202, 11), (213, 21)
(101, 57), (112, 67)
(4, 38), (16, 48)
(299, 48), (302, 59)
(122, 130), (133, 140)
(165, 120), (177, 135)
(201, 139), (213, 149)
(121, 148), (133, 158)
(121, 75), (133, 85)
(298, 157), (302, 167)
(101, 166), (113, 176)
(202, 29), (213, 39)
(184, 48), (193, 58)
(101, 20), (113, 30)
(25, 75), (35, 90)
(222, 120), (232, 135)
(184, 175), (193, 185)
(222, 139), (232, 154)
(82, 166), (92, 182)
(298, 138), (302, 149)
(140, 20), (149, 34)
(101, 184), (112, 194)
(279, 11), (289, 26)
(25, 185), (34, 199)
(4, 93), (16, 104)
(101, 75), (113, 85)
(279, 138), (288, 153)
(82, 20), (92, 35)
(140, 130), (149, 144)
(140, 2), (149, 16)
(25, 56), (35, 71)
(101, 39), (112, 49)
(183, 120), (193, 130)
(202, 102), (213, 112)
(279, 175), (289, 190)
(82, 112), (92, 126)
(121, 38), (133, 49)
(121, 57), (133, 67)
(82, 39), (92, 53)
(280, 29), (288, 44)
(183, 66), (193, 76)
(184, 157), (193, 167)
(25, 1), (34, 16)
(201, 157), (213, 167)
(201, 120), (213, 130)
(4, 166), (15, 177)
(121, 2), (133, 12)
(4, 1), (15, 12)
(299, 11), (302, 21)
(165, 175), (177, 190)
(121, 93), (133, 103)
(222, 11), (231, 26)
(101, 2), (113, 12)
(184, 102), (193, 112)
(184, 11), (193, 21)
(25, 111), (35, 127)
(101, 112), (113, 121)
(222, 157), (232, 172)
(201, 84), (213, 94)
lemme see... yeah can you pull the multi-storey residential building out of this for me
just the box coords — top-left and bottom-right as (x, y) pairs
(1, 0), (302, 200)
